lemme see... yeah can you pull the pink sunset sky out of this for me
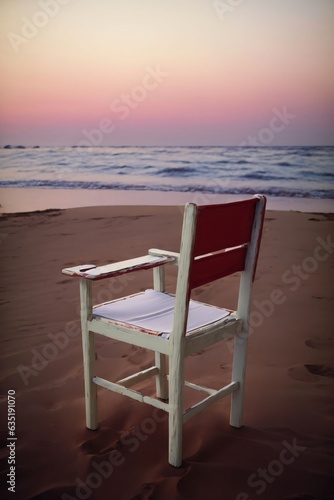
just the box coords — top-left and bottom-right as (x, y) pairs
(0, 0), (333, 146)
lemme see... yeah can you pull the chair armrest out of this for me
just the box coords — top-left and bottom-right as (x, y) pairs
(62, 254), (175, 281)
(148, 248), (180, 265)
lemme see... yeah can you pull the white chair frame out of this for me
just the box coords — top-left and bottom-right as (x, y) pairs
(62, 195), (266, 467)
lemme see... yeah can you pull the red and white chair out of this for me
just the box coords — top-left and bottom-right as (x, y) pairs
(62, 195), (266, 467)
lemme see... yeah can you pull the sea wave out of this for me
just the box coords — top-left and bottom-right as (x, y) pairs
(1, 145), (333, 199)
(1, 178), (333, 199)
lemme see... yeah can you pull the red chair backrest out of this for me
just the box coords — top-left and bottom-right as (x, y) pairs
(189, 198), (262, 289)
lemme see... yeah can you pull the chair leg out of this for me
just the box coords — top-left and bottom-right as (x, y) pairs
(80, 278), (98, 430)
(82, 329), (98, 430)
(230, 329), (248, 428)
(155, 352), (168, 400)
(168, 356), (184, 467)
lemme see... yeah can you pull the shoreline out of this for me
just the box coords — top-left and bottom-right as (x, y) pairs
(1, 187), (334, 214)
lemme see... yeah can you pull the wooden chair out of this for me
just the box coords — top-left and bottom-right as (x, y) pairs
(62, 195), (266, 467)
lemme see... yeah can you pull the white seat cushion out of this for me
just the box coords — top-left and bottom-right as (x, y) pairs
(93, 289), (230, 338)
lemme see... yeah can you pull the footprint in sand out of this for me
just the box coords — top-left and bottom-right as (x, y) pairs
(288, 364), (334, 382)
(305, 364), (334, 378)
(305, 338), (333, 350)
(45, 401), (62, 411)
(127, 345), (147, 365)
(80, 432), (115, 456)
(133, 482), (156, 499)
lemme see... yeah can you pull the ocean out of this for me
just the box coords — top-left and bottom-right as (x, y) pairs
(0, 146), (333, 200)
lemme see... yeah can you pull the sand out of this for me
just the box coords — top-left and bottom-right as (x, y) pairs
(1, 187), (334, 214)
(0, 205), (333, 500)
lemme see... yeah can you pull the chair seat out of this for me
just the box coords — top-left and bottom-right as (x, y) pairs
(93, 289), (231, 338)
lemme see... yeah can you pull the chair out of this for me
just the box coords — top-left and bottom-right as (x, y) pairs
(62, 195), (266, 467)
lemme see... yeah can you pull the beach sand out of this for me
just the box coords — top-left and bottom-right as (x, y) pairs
(0, 205), (333, 500)
(1, 187), (334, 214)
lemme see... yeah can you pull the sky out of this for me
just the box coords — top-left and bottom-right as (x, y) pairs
(0, 0), (333, 146)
